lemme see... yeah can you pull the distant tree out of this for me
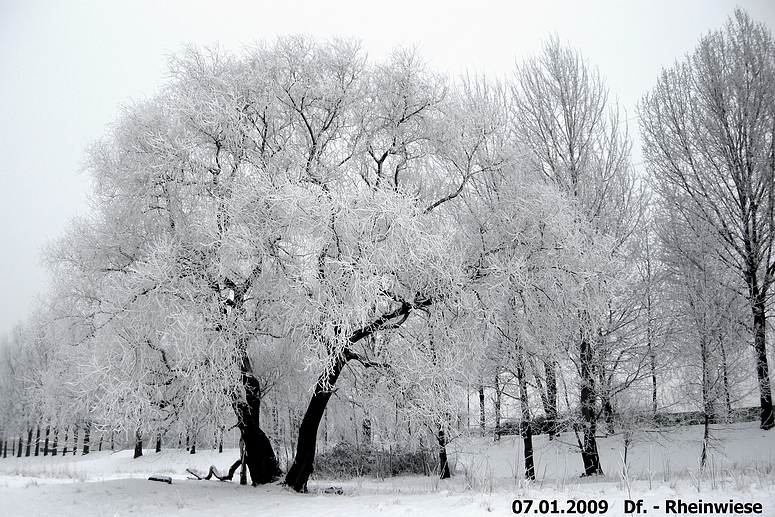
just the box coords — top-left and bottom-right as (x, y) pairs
(510, 36), (638, 475)
(639, 9), (775, 429)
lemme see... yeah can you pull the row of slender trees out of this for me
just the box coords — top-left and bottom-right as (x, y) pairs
(1, 9), (773, 490)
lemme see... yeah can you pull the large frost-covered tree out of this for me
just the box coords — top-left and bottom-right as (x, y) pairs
(29, 35), (639, 492)
(639, 9), (775, 430)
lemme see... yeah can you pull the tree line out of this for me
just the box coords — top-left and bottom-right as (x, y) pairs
(0, 9), (773, 491)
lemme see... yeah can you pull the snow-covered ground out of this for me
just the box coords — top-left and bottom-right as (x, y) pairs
(1, 422), (773, 516)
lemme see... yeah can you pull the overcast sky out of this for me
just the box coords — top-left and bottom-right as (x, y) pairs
(1, 0), (774, 336)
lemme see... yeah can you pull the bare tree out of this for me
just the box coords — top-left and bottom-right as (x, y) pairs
(639, 9), (775, 429)
(511, 36), (637, 476)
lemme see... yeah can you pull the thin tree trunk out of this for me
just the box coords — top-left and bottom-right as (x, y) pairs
(63, 429), (69, 456)
(34, 427), (40, 456)
(719, 336), (732, 420)
(156, 434), (162, 453)
(541, 359), (558, 440)
(493, 373), (502, 441)
(580, 323), (603, 476)
(646, 232), (658, 420)
(134, 428), (143, 458)
(18, 435), (23, 458)
(82, 422), (90, 455)
(516, 349), (535, 480)
(25, 428), (32, 457)
(478, 384), (486, 433)
(51, 428), (58, 456)
(437, 428), (451, 479)
(43, 426), (50, 456)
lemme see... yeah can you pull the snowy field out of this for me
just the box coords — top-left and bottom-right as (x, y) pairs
(1, 422), (774, 516)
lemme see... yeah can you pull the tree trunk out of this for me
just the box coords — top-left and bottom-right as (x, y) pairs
(284, 297), (430, 492)
(43, 426), (50, 456)
(437, 428), (451, 479)
(34, 427), (40, 456)
(82, 422), (90, 455)
(601, 396), (615, 435)
(543, 359), (558, 439)
(18, 435), (23, 458)
(156, 434), (162, 453)
(81, 422), (90, 456)
(751, 295), (774, 429)
(63, 429), (69, 456)
(234, 354), (281, 486)
(493, 373), (502, 441)
(478, 384), (486, 433)
(362, 418), (372, 446)
(25, 428), (32, 457)
(51, 428), (58, 456)
(284, 352), (348, 492)
(650, 345), (658, 420)
(719, 337), (732, 420)
(517, 359), (535, 480)
(134, 428), (143, 458)
(580, 328), (603, 476)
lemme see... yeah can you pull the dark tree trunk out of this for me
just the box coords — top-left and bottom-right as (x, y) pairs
(580, 329), (603, 476)
(650, 346), (658, 420)
(545, 360), (558, 439)
(284, 352), (347, 492)
(82, 422), (90, 455)
(156, 434), (162, 453)
(719, 337), (732, 420)
(493, 373), (502, 441)
(601, 396), (615, 435)
(362, 418), (372, 446)
(234, 354), (281, 486)
(134, 429), (143, 458)
(63, 429), (69, 456)
(43, 426), (50, 456)
(437, 428), (451, 479)
(51, 428), (58, 456)
(18, 435), (23, 458)
(515, 341), (535, 480)
(284, 296), (431, 492)
(34, 427), (40, 456)
(25, 428), (32, 457)
(751, 295), (774, 429)
(478, 384), (486, 433)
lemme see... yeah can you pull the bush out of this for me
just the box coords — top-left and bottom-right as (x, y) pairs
(313, 443), (440, 479)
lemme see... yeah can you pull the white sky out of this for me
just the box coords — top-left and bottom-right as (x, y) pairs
(1, 0), (774, 336)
